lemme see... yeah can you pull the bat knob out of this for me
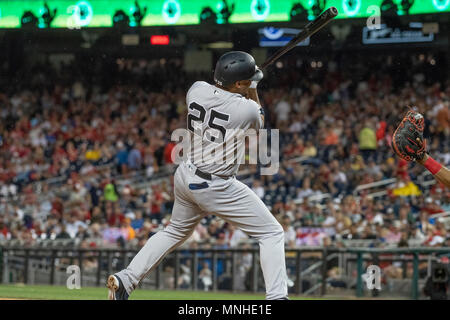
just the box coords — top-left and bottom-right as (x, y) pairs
(329, 7), (338, 17)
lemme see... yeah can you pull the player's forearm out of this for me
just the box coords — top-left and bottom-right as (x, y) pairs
(417, 154), (450, 188)
(434, 166), (450, 188)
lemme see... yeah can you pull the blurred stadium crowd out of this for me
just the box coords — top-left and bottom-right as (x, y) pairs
(0, 51), (449, 254)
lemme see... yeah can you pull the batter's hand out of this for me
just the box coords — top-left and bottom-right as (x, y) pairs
(250, 66), (263, 89)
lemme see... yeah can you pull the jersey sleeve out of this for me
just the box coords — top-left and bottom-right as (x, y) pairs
(241, 98), (264, 130)
(186, 81), (206, 106)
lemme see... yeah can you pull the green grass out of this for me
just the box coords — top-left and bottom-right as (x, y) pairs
(0, 284), (324, 300)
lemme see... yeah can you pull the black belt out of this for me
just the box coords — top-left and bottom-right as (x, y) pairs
(195, 169), (212, 180)
(194, 168), (231, 180)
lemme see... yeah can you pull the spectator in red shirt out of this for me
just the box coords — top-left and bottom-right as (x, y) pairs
(107, 207), (125, 227)
(322, 125), (339, 146)
(149, 186), (163, 223)
(396, 158), (409, 180)
(164, 141), (176, 165)
(0, 217), (9, 239)
(421, 197), (444, 215)
(376, 120), (387, 145)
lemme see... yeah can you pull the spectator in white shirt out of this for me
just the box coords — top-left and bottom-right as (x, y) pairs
(281, 215), (296, 248)
(65, 213), (88, 239)
(251, 180), (265, 199)
(297, 177), (314, 200)
(275, 96), (291, 126)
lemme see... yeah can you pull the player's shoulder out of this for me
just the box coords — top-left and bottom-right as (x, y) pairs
(238, 97), (260, 115)
(229, 97), (261, 127)
(240, 96), (259, 108)
(187, 81), (212, 97)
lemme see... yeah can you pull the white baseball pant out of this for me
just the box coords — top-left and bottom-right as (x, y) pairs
(116, 161), (288, 299)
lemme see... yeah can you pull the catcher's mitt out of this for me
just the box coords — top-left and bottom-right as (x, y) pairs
(392, 110), (427, 162)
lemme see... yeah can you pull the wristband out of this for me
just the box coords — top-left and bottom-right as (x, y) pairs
(250, 81), (258, 89)
(423, 156), (443, 175)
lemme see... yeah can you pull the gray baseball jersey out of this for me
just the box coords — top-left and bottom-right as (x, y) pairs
(186, 81), (263, 177)
(115, 81), (288, 300)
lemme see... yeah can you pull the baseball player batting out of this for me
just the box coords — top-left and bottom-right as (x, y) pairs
(107, 51), (289, 300)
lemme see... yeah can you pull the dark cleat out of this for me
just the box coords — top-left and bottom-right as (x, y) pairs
(107, 274), (129, 300)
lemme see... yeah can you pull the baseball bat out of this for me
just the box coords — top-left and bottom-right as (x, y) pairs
(260, 7), (339, 70)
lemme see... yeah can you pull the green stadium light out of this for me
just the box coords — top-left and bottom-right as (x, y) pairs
(251, 0), (270, 21)
(162, 0), (181, 24)
(432, 0), (450, 11)
(0, 0), (448, 29)
(72, 1), (94, 28)
(342, 0), (362, 17)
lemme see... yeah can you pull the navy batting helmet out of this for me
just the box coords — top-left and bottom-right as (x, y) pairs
(213, 51), (263, 87)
